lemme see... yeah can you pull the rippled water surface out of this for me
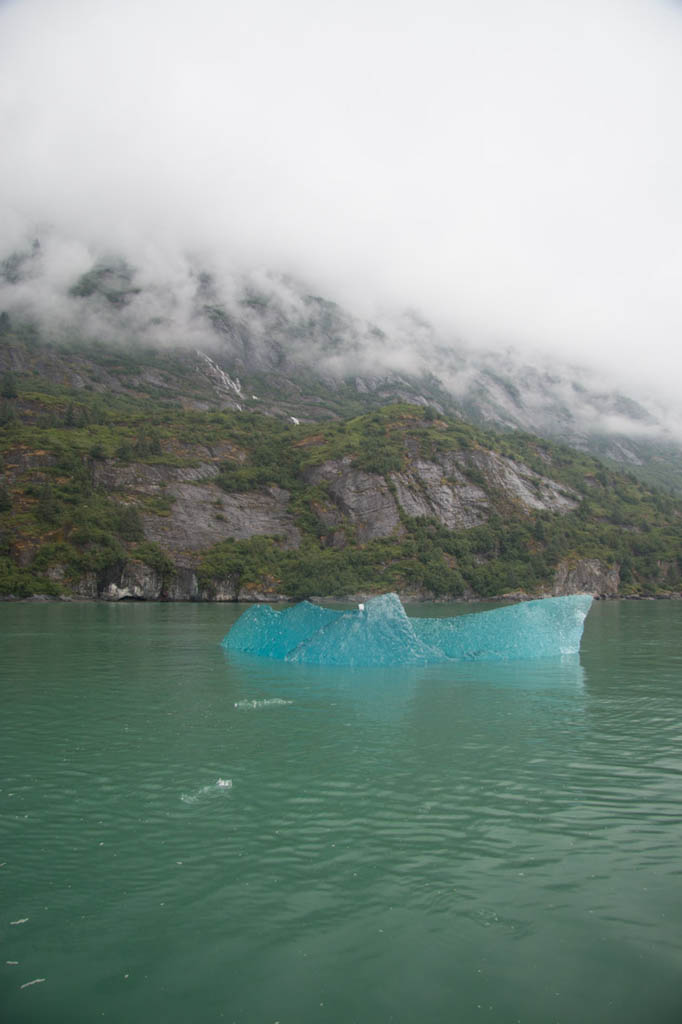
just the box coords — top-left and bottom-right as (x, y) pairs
(2, 600), (681, 1023)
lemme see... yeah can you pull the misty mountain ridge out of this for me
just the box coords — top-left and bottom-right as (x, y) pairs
(1, 235), (680, 493)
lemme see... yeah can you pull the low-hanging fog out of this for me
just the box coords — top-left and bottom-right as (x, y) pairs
(1, 0), (681, 425)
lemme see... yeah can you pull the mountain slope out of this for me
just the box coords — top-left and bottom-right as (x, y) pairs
(1, 371), (680, 601)
(2, 243), (681, 493)
(1, 243), (681, 602)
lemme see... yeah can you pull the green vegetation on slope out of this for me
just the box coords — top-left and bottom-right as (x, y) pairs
(1, 342), (681, 600)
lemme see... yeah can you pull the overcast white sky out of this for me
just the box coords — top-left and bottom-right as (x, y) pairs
(1, 0), (681, 405)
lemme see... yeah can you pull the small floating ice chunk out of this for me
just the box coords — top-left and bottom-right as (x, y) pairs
(181, 779), (232, 803)
(234, 698), (293, 709)
(223, 592), (592, 667)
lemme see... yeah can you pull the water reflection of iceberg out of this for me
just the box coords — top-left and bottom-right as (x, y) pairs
(222, 592), (592, 668)
(222, 649), (584, 727)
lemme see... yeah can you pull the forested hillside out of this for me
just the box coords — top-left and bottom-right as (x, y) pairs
(1, 345), (680, 601)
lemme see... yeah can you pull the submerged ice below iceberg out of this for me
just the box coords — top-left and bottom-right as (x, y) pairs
(222, 592), (593, 668)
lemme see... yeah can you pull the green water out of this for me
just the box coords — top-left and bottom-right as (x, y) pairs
(1, 600), (681, 1024)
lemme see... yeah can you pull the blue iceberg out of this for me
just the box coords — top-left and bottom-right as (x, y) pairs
(222, 592), (592, 667)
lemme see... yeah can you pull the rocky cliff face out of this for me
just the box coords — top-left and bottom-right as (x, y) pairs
(304, 450), (577, 546)
(23, 444), (600, 601)
(62, 554), (622, 603)
(97, 561), (239, 602)
(552, 558), (620, 598)
(91, 456), (301, 553)
(143, 483), (301, 553)
(304, 459), (403, 543)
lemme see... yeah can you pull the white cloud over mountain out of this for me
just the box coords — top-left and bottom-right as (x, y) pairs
(2, 0), (681, 409)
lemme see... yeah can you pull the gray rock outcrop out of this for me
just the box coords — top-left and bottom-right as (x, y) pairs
(142, 483), (300, 552)
(390, 458), (489, 529)
(101, 562), (164, 601)
(304, 458), (403, 542)
(552, 558), (620, 597)
(304, 449), (578, 542)
(457, 451), (579, 513)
